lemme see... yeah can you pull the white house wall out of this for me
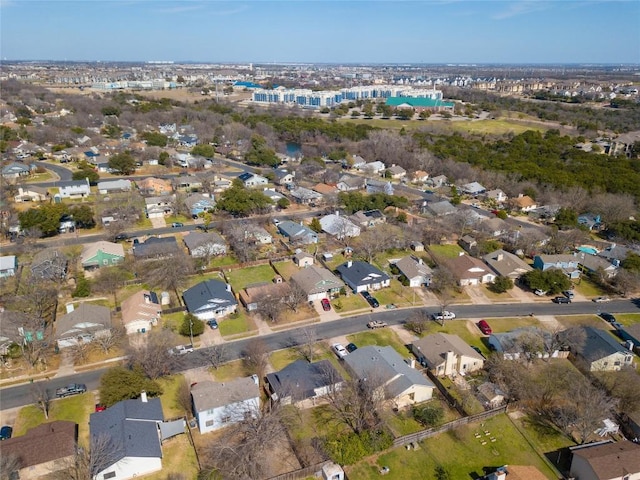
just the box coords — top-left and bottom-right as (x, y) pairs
(196, 397), (260, 434)
(96, 456), (162, 480)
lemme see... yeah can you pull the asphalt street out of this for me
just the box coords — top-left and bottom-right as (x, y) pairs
(1, 299), (638, 411)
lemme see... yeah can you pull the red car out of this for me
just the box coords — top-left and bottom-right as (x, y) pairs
(477, 320), (492, 335)
(95, 404), (106, 412)
(321, 298), (332, 311)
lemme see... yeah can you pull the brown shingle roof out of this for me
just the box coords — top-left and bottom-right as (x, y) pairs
(572, 441), (640, 479)
(0, 421), (77, 468)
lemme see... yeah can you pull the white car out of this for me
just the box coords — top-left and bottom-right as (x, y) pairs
(432, 311), (456, 321)
(169, 344), (194, 356)
(593, 296), (611, 303)
(534, 289), (547, 296)
(332, 343), (348, 359)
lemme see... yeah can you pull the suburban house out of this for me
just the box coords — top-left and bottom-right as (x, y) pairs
(477, 382), (507, 409)
(386, 165), (407, 179)
(335, 260), (391, 293)
(533, 254), (581, 279)
(144, 195), (175, 218)
(393, 256), (432, 287)
(172, 175), (202, 192)
(191, 376), (260, 434)
(81, 241), (125, 270)
(14, 185), (48, 202)
(426, 200), (457, 217)
(243, 224), (273, 245)
(362, 161), (386, 175)
(336, 174), (365, 192)
(598, 244), (634, 265)
(238, 281), (291, 311)
(485, 189), (507, 204)
(428, 174), (448, 188)
(97, 179), (132, 194)
(0, 421), (78, 480)
(183, 231), (227, 258)
(618, 323), (640, 354)
(30, 248), (68, 280)
(137, 177), (173, 196)
(488, 327), (568, 360)
(460, 181), (486, 196)
(447, 254), (496, 286)
(350, 155), (366, 170)
(312, 183), (338, 195)
(184, 193), (216, 217)
(350, 209), (386, 228)
(290, 265), (345, 301)
(459, 235), (478, 253)
(121, 290), (161, 335)
(483, 249), (533, 279)
(238, 172), (269, 188)
(570, 327), (635, 372)
(290, 186), (323, 205)
(262, 188), (287, 205)
(319, 213), (361, 239)
(412, 170), (430, 183)
(578, 213), (603, 231)
(343, 346), (435, 408)
(274, 169), (295, 186)
(293, 251), (314, 267)
(2, 162), (32, 180)
(90, 396), (169, 480)
(569, 441), (640, 480)
(133, 236), (180, 259)
(266, 359), (344, 406)
(411, 333), (484, 377)
(511, 194), (538, 212)
(56, 303), (112, 349)
(277, 221), (319, 245)
(0, 255), (17, 278)
(183, 279), (238, 321)
(366, 179), (393, 195)
(577, 254), (618, 278)
(57, 178), (91, 198)
(480, 217), (509, 237)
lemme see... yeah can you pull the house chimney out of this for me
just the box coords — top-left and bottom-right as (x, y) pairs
(347, 261), (353, 268)
(335, 210), (339, 216)
(251, 374), (259, 385)
(497, 253), (504, 261)
(458, 252), (465, 257)
(66, 304), (75, 313)
(141, 391), (148, 403)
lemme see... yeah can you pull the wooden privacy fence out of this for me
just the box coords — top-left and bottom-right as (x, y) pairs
(392, 406), (508, 448)
(265, 461), (332, 480)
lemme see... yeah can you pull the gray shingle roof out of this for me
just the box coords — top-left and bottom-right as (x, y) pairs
(573, 326), (629, 363)
(266, 360), (343, 402)
(56, 303), (112, 341)
(191, 376), (259, 412)
(182, 279), (237, 314)
(133, 236), (179, 258)
(336, 261), (390, 289)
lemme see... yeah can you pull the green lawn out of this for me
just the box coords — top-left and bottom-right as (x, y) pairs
(345, 414), (558, 480)
(557, 314), (608, 329)
(157, 374), (188, 418)
(218, 310), (256, 337)
(324, 253), (347, 270)
(373, 249), (413, 272)
(209, 254), (239, 268)
(226, 264), (278, 290)
(333, 294), (370, 314)
(573, 278), (606, 297)
(347, 328), (410, 357)
(427, 244), (465, 260)
(381, 395), (460, 437)
(513, 414), (577, 453)
(483, 317), (542, 333)
(212, 359), (252, 382)
(612, 313), (640, 326)
(449, 118), (545, 135)
(272, 260), (300, 281)
(373, 280), (421, 307)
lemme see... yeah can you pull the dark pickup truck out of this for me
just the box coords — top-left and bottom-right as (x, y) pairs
(55, 383), (87, 398)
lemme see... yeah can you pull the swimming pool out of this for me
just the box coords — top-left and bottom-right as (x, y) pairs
(577, 245), (599, 255)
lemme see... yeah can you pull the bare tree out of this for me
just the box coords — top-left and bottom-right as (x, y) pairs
(405, 309), (432, 335)
(612, 269), (640, 297)
(430, 265), (457, 325)
(69, 341), (92, 364)
(93, 266), (130, 307)
(255, 294), (284, 323)
(282, 282), (307, 313)
(243, 338), (269, 384)
(31, 380), (52, 420)
(125, 328), (178, 379)
(54, 434), (125, 480)
(207, 343), (228, 370)
(176, 376), (193, 417)
(293, 327), (317, 362)
(93, 325), (126, 354)
(139, 251), (194, 305)
(0, 451), (22, 480)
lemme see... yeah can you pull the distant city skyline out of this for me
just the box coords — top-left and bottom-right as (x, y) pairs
(1, 1), (639, 65)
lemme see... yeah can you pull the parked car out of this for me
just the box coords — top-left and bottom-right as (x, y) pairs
(95, 404), (106, 412)
(207, 319), (219, 329)
(553, 296), (571, 304)
(367, 320), (388, 329)
(470, 346), (485, 357)
(593, 296), (611, 303)
(171, 222), (184, 228)
(361, 291), (380, 308)
(55, 383), (87, 398)
(534, 289), (547, 296)
(477, 320), (492, 335)
(599, 312), (617, 324)
(346, 342), (358, 353)
(114, 233), (129, 241)
(321, 298), (332, 311)
(332, 343), (348, 359)
(563, 290), (575, 299)
(169, 344), (194, 355)
(432, 311), (456, 321)
(0, 426), (13, 440)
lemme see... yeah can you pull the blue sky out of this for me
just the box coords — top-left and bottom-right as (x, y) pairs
(1, 1), (638, 64)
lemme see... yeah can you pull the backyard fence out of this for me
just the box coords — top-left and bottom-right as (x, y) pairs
(265, 461), (332, 480)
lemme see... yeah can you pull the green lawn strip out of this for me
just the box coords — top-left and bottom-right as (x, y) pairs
(219, 310), (256, 337)
(427, 244), (465, 260)
(272, 260), (299, 280)
(373, 280), (420, 306)
(162, 311), (187, 332)
(209, 254), (239, 268)
(573, 278), (606, 297)
(449, 118), (544, 135)
(212, 359), (252, 382)
(373, 249), (413, 272)
(15, 393), (94, 445)
(481, 285), (520, 302)
(345, 414), (558, 480)
(512, 414), (577, 453)
(381, 395), (459, 437)
(612, 313), (640, 326)
(184, 270), (227, 289)
(156, 374), (189, 419)
(146, 435), (199, 480)
(346, 329), (410, 357)
(557, 314), (609, 329)
(481, 317), (543, 333)
(333, 293), (369, 313)
(226, 264), (278, 291)
(324, 253), (347, 270)
(166, 214), (190, 224)
(270, 348), (304, 371)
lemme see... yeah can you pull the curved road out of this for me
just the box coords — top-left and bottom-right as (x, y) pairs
(1, 298), (638, 410)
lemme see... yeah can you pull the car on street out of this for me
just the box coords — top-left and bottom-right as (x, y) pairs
(553, 296), (571, 304)
(346, 342), (358, 353)
(361, 291), (380, 308)
(599, 312), (617, 324)
(367, 320), (388, 329)
(169, 344), (194, 355)
(593, 296), (611, 303)
(332, 343), (348, 359)
(55, 383), (87, 398)
(432, 311), (456, 321)
(114, 233), (129, 241)
(207, 319), (219, 329)
(534, 289), (547, 296)
(0, 426), (13, 440)
(171, 222), (184, 228)
(321, 298), (332, 311)
(477, 320), (492, 335)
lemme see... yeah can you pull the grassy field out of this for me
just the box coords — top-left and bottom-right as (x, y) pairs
(557, 314), (608, 329)
(427, 244), (465, 260)
(573, 278), (606, 297)
(611, 313), (640, 326)
(209, 254), (239, 268)
(272, 260), (300, 280)
(373, 280), (421, 307)
(381, 395), (460, 437)
(372, 249), (413, 272)
(157, 374), (188, 418)
(333, 293), (370, 314)
(346, 328), (410, 357)
(212, 359), (252, 382)
(512, 414), (577, 454)
(146, 434), (199, 480)
(218, 310), (257, 337)
(226, 264), (278, 290)
(345, 413), (559, 480)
